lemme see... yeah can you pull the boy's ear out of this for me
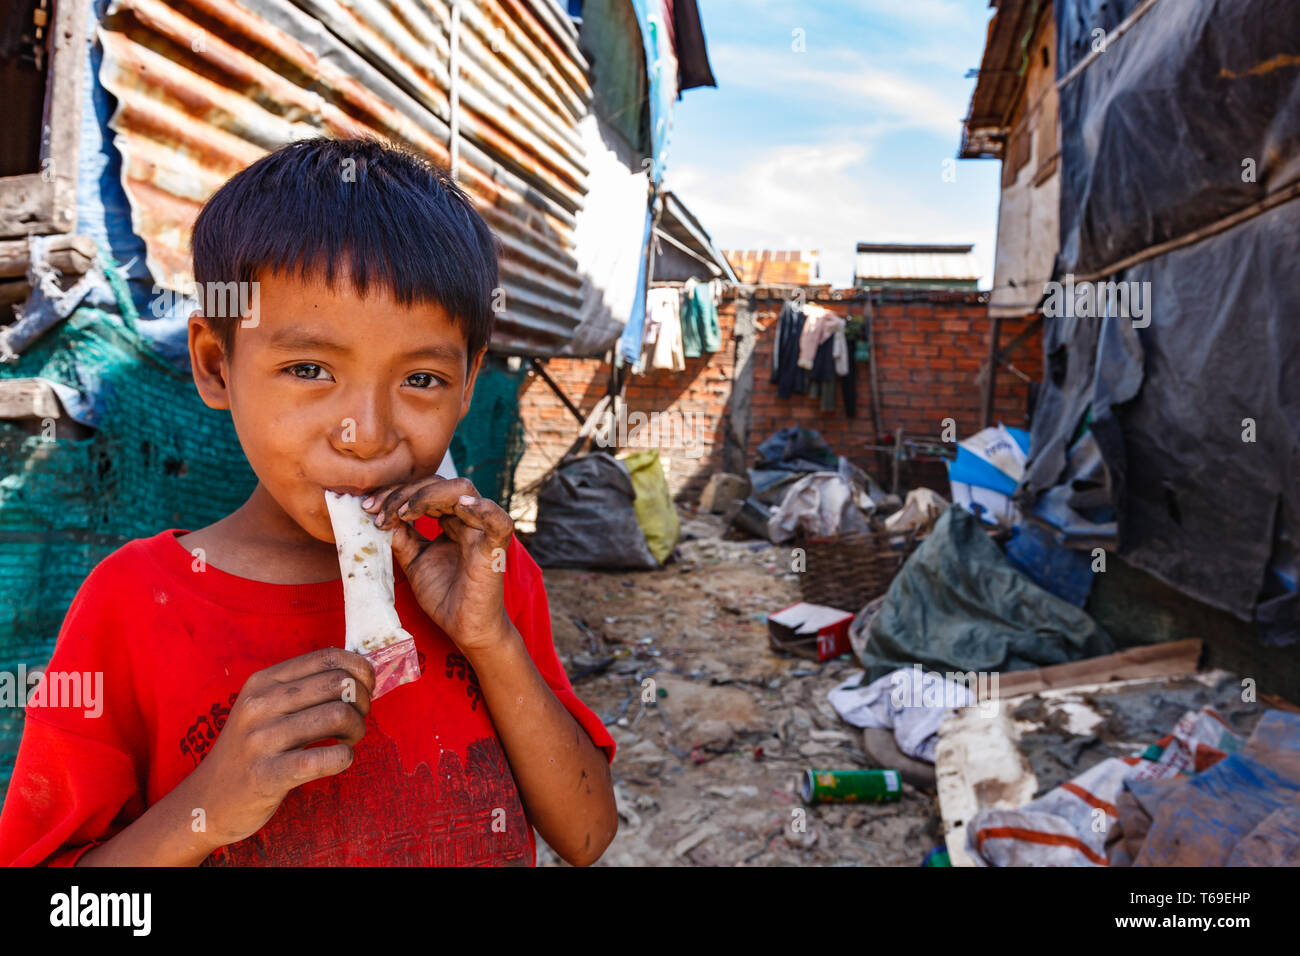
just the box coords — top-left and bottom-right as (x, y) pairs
(189, 310), (231, 410)
(458, 345), (488, 421)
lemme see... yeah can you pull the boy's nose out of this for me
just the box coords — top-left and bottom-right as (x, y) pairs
(332, 405), (396, 459)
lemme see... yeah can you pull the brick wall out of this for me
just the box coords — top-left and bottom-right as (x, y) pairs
(721, 249), (824, 285)
(510, 286), (1040, 525)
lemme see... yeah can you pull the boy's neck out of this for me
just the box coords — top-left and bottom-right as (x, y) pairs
(180, 483), (343, 585)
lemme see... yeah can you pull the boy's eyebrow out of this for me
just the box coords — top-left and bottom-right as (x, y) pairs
(266, 326), (465, 363)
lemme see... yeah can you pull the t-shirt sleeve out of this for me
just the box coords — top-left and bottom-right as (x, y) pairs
(504, 536), (616, 764)
(0, 552), (148, 866)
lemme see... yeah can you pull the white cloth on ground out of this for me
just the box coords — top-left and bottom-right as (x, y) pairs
(827, 667), (975, 763)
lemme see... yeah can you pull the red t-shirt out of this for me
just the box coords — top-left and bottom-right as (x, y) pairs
(0, 516), (615, 866)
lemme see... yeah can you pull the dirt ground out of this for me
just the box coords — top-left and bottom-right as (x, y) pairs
(531, 510), (942, 867)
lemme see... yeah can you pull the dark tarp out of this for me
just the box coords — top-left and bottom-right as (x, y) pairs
(1057, 0), (1300, 275)
(1057, 0), (1146, 74)
(671, 0), (717, 94)
(1020, 0), (1300, 635)
(858, 506), (1113, 682)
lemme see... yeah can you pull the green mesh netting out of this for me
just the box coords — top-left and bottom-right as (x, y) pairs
(0, 274), (257, 792)
(449, 355), (527, 508)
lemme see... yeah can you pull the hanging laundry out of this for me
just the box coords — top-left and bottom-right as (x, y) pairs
(681, 276), (722, 357)
(810, 333), (838, 412)
(797, 305), (843, 371)
(644, 286), (685, 371)
(770, 299), (808, 398)
(835, 328), (857, 418)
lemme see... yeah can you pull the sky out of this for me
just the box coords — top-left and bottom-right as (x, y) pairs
(663, 0), (1000, 290)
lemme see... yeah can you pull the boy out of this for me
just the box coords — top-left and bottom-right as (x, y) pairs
(0, 137), (618, 867)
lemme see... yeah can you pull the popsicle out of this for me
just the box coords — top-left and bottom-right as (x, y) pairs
(324, 489), (422, 699)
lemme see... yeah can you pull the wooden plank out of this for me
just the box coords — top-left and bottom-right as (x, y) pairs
(995, 639), (1203, 699)
(935, 706), (1037, 867)
(0, 378), (63, 420)
(0, 235), (98, 278)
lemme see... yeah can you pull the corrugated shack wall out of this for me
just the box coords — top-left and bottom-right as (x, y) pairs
(96, 0), (599, 357)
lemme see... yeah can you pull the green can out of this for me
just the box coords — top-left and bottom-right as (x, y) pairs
(800, 769), (901, 804)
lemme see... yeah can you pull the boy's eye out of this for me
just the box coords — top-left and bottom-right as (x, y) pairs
(405, 372), (443, 389)
(286, 363), (334, 382)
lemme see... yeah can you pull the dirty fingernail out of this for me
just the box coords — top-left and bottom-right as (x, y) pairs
(361, 495), (375, 509)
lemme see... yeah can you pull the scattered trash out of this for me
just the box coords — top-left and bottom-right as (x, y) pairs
(965, 705), (1251, 866)
(946, 424), (1030, 528)
(921, 846), (951, 867)
(766, 472), (871, 543)
(767, 602), (854, 661)
(698, 472), (751, 514)
(725, 495), (774, 540)
(827, 667), (976, 763)
(884, 487), (948, 537)
(800, 769), (902, 804)
(1108, 709), (1300, 866)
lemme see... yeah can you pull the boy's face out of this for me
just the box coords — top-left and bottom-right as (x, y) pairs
(189, 267), (485, 546)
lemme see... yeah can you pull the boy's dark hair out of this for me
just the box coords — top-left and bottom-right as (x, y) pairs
(191, 136), (501, 364)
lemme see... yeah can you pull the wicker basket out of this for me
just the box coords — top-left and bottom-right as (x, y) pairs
(794, 526), (917, 613)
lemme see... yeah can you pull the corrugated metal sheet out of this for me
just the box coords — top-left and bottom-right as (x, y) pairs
(96, 0), (606, 356)
(854, 247), (981, 282)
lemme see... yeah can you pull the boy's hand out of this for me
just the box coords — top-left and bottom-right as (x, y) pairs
(188, 648), (375, 849)
(362, 476), (515, 655)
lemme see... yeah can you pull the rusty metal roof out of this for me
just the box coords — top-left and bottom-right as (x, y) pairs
(97, 0), (607, 356)
(960, 0), (1051, 160)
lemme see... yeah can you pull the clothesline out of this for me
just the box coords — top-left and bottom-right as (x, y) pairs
(769, 298), (859, 417)
(628, 277), (725, 374)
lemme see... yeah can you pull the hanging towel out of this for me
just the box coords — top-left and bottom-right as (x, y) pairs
(681, 276), (722, 358)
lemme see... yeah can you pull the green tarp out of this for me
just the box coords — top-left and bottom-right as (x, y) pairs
(860, 506), (1114, 682)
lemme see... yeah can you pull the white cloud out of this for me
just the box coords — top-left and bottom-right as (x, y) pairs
(708, 43), (967, 137)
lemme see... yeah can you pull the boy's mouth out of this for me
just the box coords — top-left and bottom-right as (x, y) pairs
(326, 485), (375, 498)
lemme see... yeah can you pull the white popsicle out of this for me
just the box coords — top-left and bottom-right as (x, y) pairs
(324, 490), (422, 698)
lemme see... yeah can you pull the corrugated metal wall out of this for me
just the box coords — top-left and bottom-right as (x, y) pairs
(97, 0), (604, 356)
